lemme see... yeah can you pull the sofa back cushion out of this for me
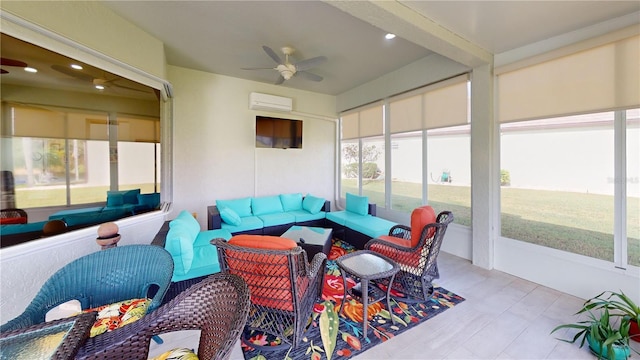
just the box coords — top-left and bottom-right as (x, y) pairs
(346, 193), (369, 216)
(251, 196), (284, 216)
(302, 194), (325, 214)
(280, 193), (303, 211)
(411, 205), (437, 247)
(137, 193), (160, 210)
(106, 193), (124, 207)
(107, 189), (141, 205)
(216, 197), (252, 217)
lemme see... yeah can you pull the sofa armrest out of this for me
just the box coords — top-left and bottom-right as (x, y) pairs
(322, 200), (331, 212)
(368, 203), (377, 216)
(151, 221), (171, 247)
(207, 205), (222, 230)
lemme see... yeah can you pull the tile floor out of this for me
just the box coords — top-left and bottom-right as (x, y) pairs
(148, 252), (640, 359)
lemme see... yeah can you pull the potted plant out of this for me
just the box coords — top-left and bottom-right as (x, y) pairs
(579, 290), (640, 342)
(551, 308), (635, 360)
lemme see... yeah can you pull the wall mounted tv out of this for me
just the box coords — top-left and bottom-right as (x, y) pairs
(255, 116), (303, 149)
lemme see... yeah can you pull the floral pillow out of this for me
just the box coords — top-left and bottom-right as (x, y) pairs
(82, 298), (151, 337)
(150, 348), (199, 360)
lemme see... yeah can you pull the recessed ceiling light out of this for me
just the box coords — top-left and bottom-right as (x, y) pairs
(71, 64), (83, 70)
(24, 67), (38, 73)
(95, 85), (105, 90)
(385, 33), (396, 40)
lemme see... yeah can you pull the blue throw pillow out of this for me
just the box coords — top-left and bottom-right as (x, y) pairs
(280, 193), (303, 211)
(165, 226), (194, 275)
(220, 207), (242, 226)
(170, 210), (200, 239)
(106, 193), (124, 207)
(216, 197), (252, 217)
(346, 193), (369, 216)
(302, 194), (325, 214)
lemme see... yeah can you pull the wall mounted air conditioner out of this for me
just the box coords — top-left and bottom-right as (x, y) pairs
(249, 92), (293, 112)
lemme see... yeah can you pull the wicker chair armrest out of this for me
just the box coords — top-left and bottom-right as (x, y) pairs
(308, 252), (327, 280)
(388, 224), (411, 238)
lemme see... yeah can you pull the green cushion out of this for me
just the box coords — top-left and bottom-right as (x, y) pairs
(216, 197), (252, 217)
(165, 226), (194, 275)
(280, 193), (303, 211)
(252, 195), (284, 216)
(346, 193), (369, 216)
(220, 207), (241, 226)
(302, 194), (325, 214)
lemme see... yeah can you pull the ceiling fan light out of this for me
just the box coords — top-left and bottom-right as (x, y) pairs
(385, 33), (396, 40)
(71, 64), (83, 70)
(24, 67), (37, 73)
(95, 85), (105, 90)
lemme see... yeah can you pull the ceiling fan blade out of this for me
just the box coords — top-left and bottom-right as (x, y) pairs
(1, 57), (27, 67)
(297, 71), (323, 82)
(294, 56), (327, 71)
(112, 83), (150, 93)
(241, 67), (276, 70)
(1, 69), (8, 74)
(51, 64), (94, 82)
(262, 46), (282, 64)
(274, 74), (285, 85)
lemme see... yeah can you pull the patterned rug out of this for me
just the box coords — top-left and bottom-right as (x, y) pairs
(241, 239), (465, 360)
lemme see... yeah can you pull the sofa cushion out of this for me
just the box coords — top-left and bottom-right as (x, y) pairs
(345, 215), (397, 239)
(252, 195), (284, 216)
(326, 210), (369, 226)
(170, 210), (200, 239)
(220, 215), (263, 233)
(346, 193), (369, 216)
(302, 194), (325, 214)
(165, 226), (194, 275)
(229, 234), (297, 250)
(217, 197), (252, 217)
(106, 193), (124, 207)
(280, 193), (303, 211)
(219, 207), (242, 226)
(257, 212), (295, 227)
(289, 209), (326, 223)
(83, 298), (150, 338)
(107, 189), (141, 205)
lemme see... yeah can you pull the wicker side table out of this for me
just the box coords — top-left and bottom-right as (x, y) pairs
(336, 250), (399, 338)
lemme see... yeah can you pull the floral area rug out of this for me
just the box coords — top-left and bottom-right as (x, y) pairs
(241, 239), (465, 360)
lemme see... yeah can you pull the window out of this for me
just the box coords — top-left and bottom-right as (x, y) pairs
(500, 113), (615, 261)
(627, 109), (640, 266)
(390, 131), (422, 213)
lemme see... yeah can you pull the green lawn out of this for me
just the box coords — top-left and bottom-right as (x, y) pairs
(342, 179), (640, 266)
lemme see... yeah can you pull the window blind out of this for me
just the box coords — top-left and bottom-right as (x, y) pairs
(497, 33), (639, 123)
(341, 102), (383, 139)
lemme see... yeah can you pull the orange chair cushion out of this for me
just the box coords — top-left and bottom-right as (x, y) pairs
(0, 217), (27, 225)
(410, 206), (436, 247)
(226, 235), (299, 311)
(228, 234), (297, 250)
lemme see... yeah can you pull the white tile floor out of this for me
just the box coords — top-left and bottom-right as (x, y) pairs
(148, 252), (640, 359)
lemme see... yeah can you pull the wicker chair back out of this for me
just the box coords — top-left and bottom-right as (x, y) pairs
(76, 273), (251, 360)
(0, 245), (174, 332)
(213, 238), (327, 349)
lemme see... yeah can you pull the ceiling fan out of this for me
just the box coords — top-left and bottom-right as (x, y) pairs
(1, 57), (28, 74)
(51, 64), (148, 93)
(243, 45), (327, 85)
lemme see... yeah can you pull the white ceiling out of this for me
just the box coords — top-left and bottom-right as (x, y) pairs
(2, 1), (639, 97)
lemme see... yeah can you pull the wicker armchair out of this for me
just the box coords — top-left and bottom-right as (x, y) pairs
(212, 237), (327, 349)
(364, 206), (453, 302)
(75, 273), (250, 360)
(0, 208), (28, 224)
(0, 245), (174, 332)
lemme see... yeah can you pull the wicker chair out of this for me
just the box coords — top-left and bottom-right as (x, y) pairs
(364, 206), (453, 302)
(0, 208), (28, 224)
(75, 273), (250, 360)
(0, 245), (174, 332)
(212, 237), (327, 349)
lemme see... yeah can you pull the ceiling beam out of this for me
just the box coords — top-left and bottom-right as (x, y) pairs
(325, 0), (493, 67)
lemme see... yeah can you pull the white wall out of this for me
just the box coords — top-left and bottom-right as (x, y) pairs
(167, 66), (336, 226)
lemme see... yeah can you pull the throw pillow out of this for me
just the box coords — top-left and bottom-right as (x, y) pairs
(220, 207), (242, 226)
(346, 192), (369, 216)
(150, 348), (199, 360)
(137, 193), (160, 210)
(280, 193), (303, 211)
(83, 298), (151, 338)
(170, 210), (200, 239)
(106, 193), (124, 207)
(302, 194), (325, 214)
(122, 189), (141, 205)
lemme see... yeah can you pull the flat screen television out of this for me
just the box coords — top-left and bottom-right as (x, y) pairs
(255, 116), (303, 149)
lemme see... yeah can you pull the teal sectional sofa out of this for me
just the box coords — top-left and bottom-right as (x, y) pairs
(325, 193), (398, 249)
(207, 193), (330, 236)
(153, 210), (232, 282)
